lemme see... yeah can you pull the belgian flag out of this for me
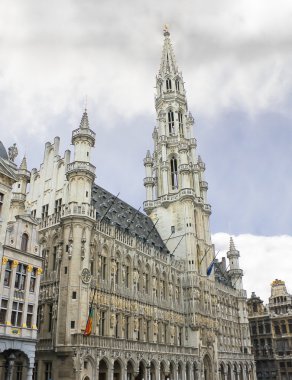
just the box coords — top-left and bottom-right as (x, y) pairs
(83, 305), (94, 336)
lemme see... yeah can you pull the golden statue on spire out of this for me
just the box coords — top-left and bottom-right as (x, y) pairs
(163, 24), (170, 36)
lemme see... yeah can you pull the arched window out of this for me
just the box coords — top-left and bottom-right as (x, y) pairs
(100, 247), (108, 281)
(21, 233), (29, 252)
(168, 111), (175, 134)
(178, 112), (184, 137)
(175, 79), (180, 92)
(170, 157), (178, 190)
(166, 78), (172, 90)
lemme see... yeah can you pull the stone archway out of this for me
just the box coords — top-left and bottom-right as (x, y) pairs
(178, 362), (183, 380)
(150, 361), (157, 380)
(227, 364), (232, 380)
(203, 355), (213, 380)
(99, 358), (109, 380)
(126, 360), (135, 380)
(238, 364), (243, 380)
(193, 362), (199, 380)
(160, 361), (167, 380)
(136, 361), (146, 380)
(169, 362), (175, 380)
(0, 349), (30, 380)
(114, 359), (123, 380)
(219, 363), (225, 380)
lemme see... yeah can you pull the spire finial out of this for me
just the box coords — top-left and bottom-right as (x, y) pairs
(163, 24), (170, 37)
(229, 236), (236, 251)
(80, 108), (89, 129)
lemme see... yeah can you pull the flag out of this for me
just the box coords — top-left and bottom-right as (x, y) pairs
(206, 261), (215, 276)
(83, 306), (94, 336)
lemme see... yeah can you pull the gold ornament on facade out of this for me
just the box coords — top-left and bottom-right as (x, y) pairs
(271, 279), (285, 286)
(2, 256), (8, 265)
(27, 265), (33, 272)
(12, 260), (19, 268)
(37, 267), (43, 275)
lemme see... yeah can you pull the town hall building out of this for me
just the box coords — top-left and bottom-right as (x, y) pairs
(0, 29), (256, 380)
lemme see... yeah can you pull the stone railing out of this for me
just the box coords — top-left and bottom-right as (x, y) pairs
(70, 334), (198, 356)
(72, 127), (96, 139)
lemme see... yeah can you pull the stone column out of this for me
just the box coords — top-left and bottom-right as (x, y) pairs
(95, 363), (100, 380)
(32, 269), (42, 329)
(6, 260), (18, 325)
(146, 366), (151, 380)
(108, 364), (114, 380)
(173, 364), (178, 380)
(5, 353), (16, 380)
(22, 266), (32, 328)
(181, 363), (186, 380)
(0, 256), (7, 298)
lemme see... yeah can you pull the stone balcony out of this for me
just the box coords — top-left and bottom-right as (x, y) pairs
(66, 161), (96, 176)
(72, 127), (96, 144)
(11, 192), (26, 202)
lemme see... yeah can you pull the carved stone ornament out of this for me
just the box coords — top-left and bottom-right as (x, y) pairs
(37, 267), (43, 275)
(12, 260), (19, 268)
(27, 265), (33, 272)
(81, 268), (91, 284)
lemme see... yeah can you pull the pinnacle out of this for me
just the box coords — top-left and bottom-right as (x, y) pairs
(80, 109), (89, 129)
(146, 150), (151, 158)
(19, 156), (27, 170)
(229, 237), (236, 251)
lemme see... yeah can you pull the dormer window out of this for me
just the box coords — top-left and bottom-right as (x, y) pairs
(166, 78), (172, 91)
(170, 157), (178, 190)
(175, 79), (180, 92)
(168, 111), (175, 134)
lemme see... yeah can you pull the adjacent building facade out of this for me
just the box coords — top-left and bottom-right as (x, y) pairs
(0, 144), (42, 379)
(248, 280), (292, 380)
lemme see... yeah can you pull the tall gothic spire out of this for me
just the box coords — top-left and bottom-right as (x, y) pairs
(158, 26), (179, 78)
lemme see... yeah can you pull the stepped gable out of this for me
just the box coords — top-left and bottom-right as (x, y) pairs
(92, 184), (168, 252)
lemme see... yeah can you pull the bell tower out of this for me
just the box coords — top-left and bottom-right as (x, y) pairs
(143, 27), (214, 274)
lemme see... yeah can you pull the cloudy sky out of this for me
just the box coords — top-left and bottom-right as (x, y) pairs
(1, 0), (292, 302)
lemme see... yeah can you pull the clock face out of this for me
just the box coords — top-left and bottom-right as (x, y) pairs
(81, 268), (91, 284)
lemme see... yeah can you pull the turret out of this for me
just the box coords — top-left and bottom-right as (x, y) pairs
(10, 156), (31, 218)
(227, 237), (243, 290)
(66, 109), (96, 204)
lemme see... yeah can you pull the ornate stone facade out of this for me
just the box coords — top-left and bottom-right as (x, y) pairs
(6, 30), (256, 380)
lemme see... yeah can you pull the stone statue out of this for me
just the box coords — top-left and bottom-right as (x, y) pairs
(8, 143), (18, 162)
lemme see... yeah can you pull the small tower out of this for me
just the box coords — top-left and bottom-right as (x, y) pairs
(10, 156), (31, 218)
(66, 109), (96, 204)
(227, 237), (243, 290)
(143, 28), (213, 273)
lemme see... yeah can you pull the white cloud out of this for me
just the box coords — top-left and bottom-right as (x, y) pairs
(212, 233), (292, 303)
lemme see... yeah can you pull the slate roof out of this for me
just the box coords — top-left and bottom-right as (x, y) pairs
(91, 184), (168, 253)
(214, 259), (233, 288)
(0, 141), (8, 160)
